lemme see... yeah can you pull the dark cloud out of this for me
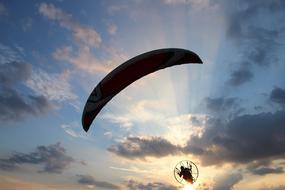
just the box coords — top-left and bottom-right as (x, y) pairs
(127, 180), (177, 190)
(204, 97), (244, 118)
(228, 67), (253, 86)
(0, 143), (74, 173)
(0, 62), (53, 121)
(219, 0), (285, 86)
(77, 174), (120, 189)
(246, 159), (272, 170)
(0, 88), (52, 121)
(250, 166), (284, 176)
(190, 116), (203, 126)
(0, 62), (31, 86)
(212, 172), (242, 190)
(108, 136), (182, 159)
(185, 110), (285, 165)
(205, 97), (238, 112)
(270, 87), (285, 107)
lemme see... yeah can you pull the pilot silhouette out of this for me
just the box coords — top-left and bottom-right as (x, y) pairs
(178, 166), (194, 184)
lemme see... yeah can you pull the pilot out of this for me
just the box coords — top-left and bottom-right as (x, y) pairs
(178, 166), (194, 184)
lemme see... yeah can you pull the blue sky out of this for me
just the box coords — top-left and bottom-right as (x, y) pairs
(0, 0), (285, 190)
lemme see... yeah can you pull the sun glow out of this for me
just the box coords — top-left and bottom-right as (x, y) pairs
(184, 184), (193, 190)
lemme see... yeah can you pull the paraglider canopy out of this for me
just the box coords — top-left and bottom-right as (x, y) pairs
(82, 48), (202, 132)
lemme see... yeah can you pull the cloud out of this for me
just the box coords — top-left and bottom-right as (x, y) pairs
(164, 114), (207, 146)
(227, 67), (253, 86)
(220, 0), (285, 86)
(205, 97), (238, 113)
(127, 179), (178, 190)
(190, 116), (204, 126)
(0, 61), (32, 86)
(162, 0), (191, 5)
(102, 99), (172, 131)
(107, 4), (129, 15)
(115, 88), (285, 166)
(162, 0), (211, 9)
(0, 44), (77, 121)
(212, 172), (242, 190)
(108, 136), (182, 159)
(0, 143), (74, 173)
(0, 88), (52, 121)
(109, 102), (285, 165)
(26, 69), (77, 103)
(0, 43), (23, 64)
(270, 87), (285, 107)
(77, 174), (120, 189)
(39, 3), (128, 75)
(0, 176), (77, 190)
(0, 62), (53, 121)
(109, 166), (150, 174)
(53, 45), (127, 74)
(21, 17), (33, 32)
(185, 109), (285, 165)
(108, 23), (117, 35)
(222, 0), (285, 60)
(204, 97), (243, 118)
(102, 113), (134, 130)
(250, 166), (284, 176)
(39, 3), (101, 47)
(61, 121), (88, 139)
(1, 64), (77, 121)
(0, 2), (8, 16)
(259, 186), (285, 190)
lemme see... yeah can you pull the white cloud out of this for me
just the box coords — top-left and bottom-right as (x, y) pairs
(39, 3), (101, 47)
(73, 27), (101, 48)
(101, 98), (208, 145)
(61, 121), (88, 139)
(104, 131), (113, 138)
(26, 69), (77, 103)
(164, 114), (207, 146)
(0, 43), (23, 64)
(102, 96), (208, 146)
(39, 3), (129, 75)
(109, 166), (151, 174)
(162, 0), (191, 4)
(102, 114), (134, 130)
(53, 45), (73, 61)
(107, 23), (117, 35)
(107, 4), (129, 15)
(129, 100), (167, 122)
(162, 0), (214, 10)
(53, 45), (128, 74)
(101, 99), (170, 130)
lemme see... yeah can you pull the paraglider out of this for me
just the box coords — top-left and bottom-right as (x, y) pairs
(174, 160), (199, 185)
(82, 48), (203, 132)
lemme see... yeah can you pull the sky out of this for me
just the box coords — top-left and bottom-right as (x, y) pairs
(0, 0), (285, 190)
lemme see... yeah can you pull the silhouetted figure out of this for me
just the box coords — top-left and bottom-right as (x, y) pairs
(178, 166), (194, 184)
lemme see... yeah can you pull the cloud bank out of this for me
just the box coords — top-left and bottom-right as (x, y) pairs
(0, 143), (74, 173)
(77, 174), (120, 189)
(109, 88), (285, 167)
